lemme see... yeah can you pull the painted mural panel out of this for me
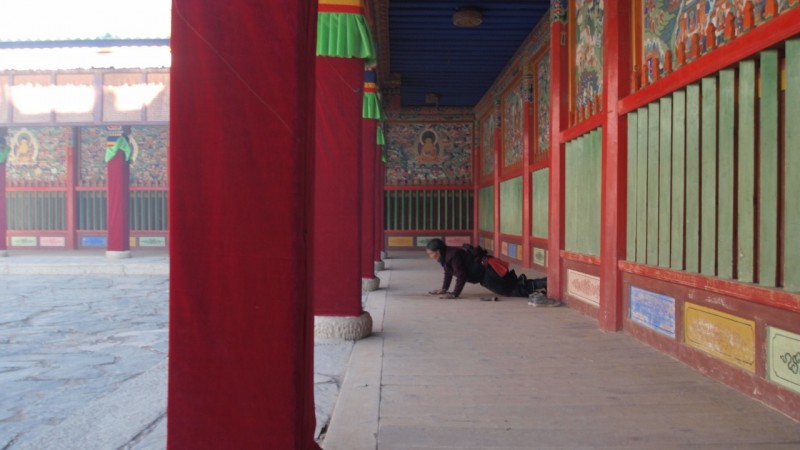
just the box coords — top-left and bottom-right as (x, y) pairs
(643, 0), (794, 80)
(536, 51), (551, 157)
(502, 82), (524, 168)
(5, 127), (70, 185)
(567, 269), (600, 305)
(574, 0), (604, 111)
(130, 126), (169, 186)
(629, 286), (676, 337)
(767, 326), (800, 394)
(80, 126), (169, 186)
(481, 113), (495, 177)
(384, 122), (473, 185)
(684, 302), (756, 371)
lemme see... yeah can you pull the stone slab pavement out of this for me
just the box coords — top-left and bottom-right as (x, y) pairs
(0, 251), (354, 449)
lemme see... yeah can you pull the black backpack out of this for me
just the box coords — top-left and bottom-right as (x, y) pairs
(461, 244), (488, 283)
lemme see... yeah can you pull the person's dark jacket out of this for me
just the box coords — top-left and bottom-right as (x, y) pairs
(441, 246), (470, 297)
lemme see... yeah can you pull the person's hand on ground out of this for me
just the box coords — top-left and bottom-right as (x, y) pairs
(428, 288), (447, 295)
(439, 292), (456, 299)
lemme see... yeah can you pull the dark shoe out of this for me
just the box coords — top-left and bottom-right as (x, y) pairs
(528, 291), (561, 307)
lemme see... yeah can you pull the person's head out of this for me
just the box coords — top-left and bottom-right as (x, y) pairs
(425, 238), (446, 264)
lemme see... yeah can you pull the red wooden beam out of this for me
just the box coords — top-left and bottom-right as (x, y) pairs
(620, 7), (800, 114)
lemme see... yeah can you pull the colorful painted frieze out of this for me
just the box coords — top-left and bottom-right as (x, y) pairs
(567, 269), (600, 305)
(574, 0), (604, 113)
(767, 326), (800, 394)
(629, 286), (676, 337)
(684, 302), (756, 371)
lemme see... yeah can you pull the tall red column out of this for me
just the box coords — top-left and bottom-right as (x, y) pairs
(361, 117), (379, 291)
(0, 130), (7, 257)
(106, 126), (131, 258)
(548, 1), (570, 301)
(374, 133), (386, 268)
(313, 57), (372, 338)
(599, 0), (632, 331)
(168, 1), (320, 448)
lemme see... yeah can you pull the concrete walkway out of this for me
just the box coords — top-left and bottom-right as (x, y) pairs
(0, 251), (353, 449)
(322, 253), (800, 449)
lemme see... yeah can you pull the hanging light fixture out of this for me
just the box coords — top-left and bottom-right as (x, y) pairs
(453, 6), (483, 27)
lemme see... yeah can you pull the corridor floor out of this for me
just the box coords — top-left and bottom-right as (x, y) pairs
(322, 253), (800, 450)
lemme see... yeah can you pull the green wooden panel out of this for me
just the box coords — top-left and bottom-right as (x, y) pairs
(647, 102), (660, 265)
(578, 135), (589, 254)
(636, 107), (649, 264)
(701, 76), (717, 276)
(592, 128), (603, 256)
(658, 97), (673, 268)
(759, 50), (779, 287)
(627, 112), (638, 261)
(576, 136), (588, 253)
(737, 60), (756, 283)
(786, 41), (800, 291)
(718, 69), (735, 279)
(478, 186), (494, 232)
(500, 176), (523, 236)
(565, 140), (577, 252)
(671, 90), (686, 270)
(685, 84), (701, 273)
(532, 168), (549, 239)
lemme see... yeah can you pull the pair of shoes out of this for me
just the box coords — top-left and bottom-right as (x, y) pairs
(480, 296), (499, 302)
(528, 291), (561, 307)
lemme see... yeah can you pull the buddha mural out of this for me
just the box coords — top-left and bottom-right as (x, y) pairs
(416, 129), (442, 164)
(10, 129), (38, 166)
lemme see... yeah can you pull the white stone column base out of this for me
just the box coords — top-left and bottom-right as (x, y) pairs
(374, 260), (385, 272)
(105, 250), (132, 259)
(0, 250), (7, 257)
(362, 277), (379, 292)
(315, 312), (372, 341)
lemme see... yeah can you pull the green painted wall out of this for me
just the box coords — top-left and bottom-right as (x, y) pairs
(479, 186), (494, 232)
(500, 177), (523, 236)
(565, 129), (602, 256)
(532, 169), (549, 238)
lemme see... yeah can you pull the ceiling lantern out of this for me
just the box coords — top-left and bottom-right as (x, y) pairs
(453, 6), (482, 27)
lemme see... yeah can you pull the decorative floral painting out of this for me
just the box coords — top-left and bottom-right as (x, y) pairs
(81, 126), (169, 186)
(481, 113), (495, 178)
(642, 0), (790, 81)
(502, 82), (524, 168)
(574, 0), (604, 111)
(536, 51), (551, 159)
(384, 122), (473, 185)
(6, 127), (69, 186)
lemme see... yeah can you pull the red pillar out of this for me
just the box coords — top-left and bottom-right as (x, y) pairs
(361, 117), (379, 289)
(521, 66), (533, 268)
(106, 127), (131, 258)
(0, 150), (6, 256)
(548, 4), (569, 301)
(493, 103), (502, 254)
(599, 0), (632, 331)
(374, 135), (385, 266)
(168, 1), (320, 448)
(313, 57), (368, 319)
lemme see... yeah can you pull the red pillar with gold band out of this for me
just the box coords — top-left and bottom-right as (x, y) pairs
(313, 0), (375, 339)
(105, 125), (131, 259)
(361, 69), (382, 291)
